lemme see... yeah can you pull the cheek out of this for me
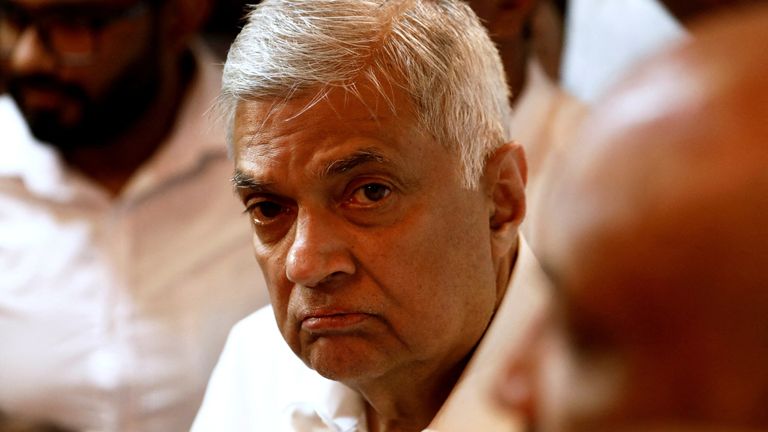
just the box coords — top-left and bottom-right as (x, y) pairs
(253, 241), (290, 312)
(365, 197), (498, 346)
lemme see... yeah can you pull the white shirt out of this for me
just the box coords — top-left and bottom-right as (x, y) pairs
(191, 307), (367, 432)
(191, 238), (545, 432)
(0, 45), (269, 432)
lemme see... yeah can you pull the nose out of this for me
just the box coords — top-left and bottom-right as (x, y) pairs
(9, 27), (57, 75)
(285, 208), (356, 288)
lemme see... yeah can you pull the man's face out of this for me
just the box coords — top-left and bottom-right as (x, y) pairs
(2, 0), (162, 148)
(232, 86), (505, 385)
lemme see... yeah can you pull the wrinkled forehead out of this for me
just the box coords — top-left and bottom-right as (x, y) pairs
(232, 82), (423, 149)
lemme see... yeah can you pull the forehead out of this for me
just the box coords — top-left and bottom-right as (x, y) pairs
(233, 85), (460, 187)
(232, 86), (451, 184)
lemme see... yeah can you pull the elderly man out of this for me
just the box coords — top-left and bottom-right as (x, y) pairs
(492, 4), (768, 430)
(191, 1), (543, 431)
(0, 0), (266, 430)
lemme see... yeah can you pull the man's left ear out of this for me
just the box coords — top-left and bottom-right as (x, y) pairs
(483, 142), (528, 257)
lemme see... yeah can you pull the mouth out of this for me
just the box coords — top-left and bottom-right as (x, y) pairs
(12, 87), (82, 120)
(9, 77), (82, 111)
(300, 310), (374, 334)
(21, 87), (67, 109)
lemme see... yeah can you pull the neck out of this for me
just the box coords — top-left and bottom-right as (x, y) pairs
(494, 235), (520, 308)
(361, 240), (520, 432)
(360, 354), (471, 432)
(62, 52), (194, 197)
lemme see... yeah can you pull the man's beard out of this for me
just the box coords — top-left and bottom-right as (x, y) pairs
(7, 42), (161, 152)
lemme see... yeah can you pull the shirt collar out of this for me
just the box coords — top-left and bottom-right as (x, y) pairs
(426, 235), (551, 432)
(286, 377), (367, 432)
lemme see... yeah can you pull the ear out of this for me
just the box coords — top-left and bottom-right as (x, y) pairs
(483, 142), (528, 259)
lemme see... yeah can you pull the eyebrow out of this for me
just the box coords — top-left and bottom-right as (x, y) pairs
(231, 148), (392, 192)
(319, 148), (390, 178)
(231, 170), (273, 192)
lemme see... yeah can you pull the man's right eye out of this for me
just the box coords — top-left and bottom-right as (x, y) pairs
(245, 200), (289, 225)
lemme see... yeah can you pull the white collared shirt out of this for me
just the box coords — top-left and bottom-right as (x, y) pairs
(191, 307), (368, 432)
(0, 44), (269, 432)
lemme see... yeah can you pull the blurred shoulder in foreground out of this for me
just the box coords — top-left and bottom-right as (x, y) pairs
(494, 4), (768, 431)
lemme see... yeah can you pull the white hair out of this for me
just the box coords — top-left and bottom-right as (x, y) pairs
(220, 0), (512, 188)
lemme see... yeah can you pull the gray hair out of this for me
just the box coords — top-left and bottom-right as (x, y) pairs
(220, 0), (512, 188)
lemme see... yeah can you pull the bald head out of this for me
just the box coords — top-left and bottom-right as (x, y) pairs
(502, 6), (768, 431)
(541, 4), (768, 317)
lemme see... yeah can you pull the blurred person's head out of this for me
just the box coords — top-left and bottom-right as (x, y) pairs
(494, 6), (768, 431)
(0, 0), (210, 150)
(464, 0), (538, 53)
(464, 0), (564, 98)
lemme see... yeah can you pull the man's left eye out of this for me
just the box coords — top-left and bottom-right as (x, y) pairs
(351, 183), (391, 204)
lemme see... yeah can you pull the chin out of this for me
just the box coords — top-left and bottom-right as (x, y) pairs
(303, 337), (392, 384)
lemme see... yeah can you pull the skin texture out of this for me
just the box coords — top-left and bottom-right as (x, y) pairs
(2, 0), (211, 194)
(232, 83), (526, 432)
(494, 5), (768, 432)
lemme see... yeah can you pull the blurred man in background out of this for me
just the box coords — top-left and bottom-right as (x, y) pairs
(467, 0), (583, 216)
(0, 0), (267, 430)
(495, 4), (768, 430)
